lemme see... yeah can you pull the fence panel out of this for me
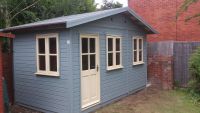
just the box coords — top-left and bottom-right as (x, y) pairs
(174, 42), (200, 87)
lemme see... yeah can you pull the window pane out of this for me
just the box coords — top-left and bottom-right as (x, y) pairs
(39, 55), (46, 70)
(116, 38), (120, 51)
(134, 51), (137, 62)
(90, 38), (95, 53)
(82, 55), (88, 70)
(50, 56), (57, 72)
(139, 39), (142, 49)
(82, 38), (88, 53)
(134, 39), (137, 50)
(108, 53), (113, 66)
(139, 51), (142, 61)
(116, 53), (120, 65)
(49, 38), (57, 54)
(90, 54), (96, 69)
(38, 38), (45, 54)
(108, 38), (113, 51)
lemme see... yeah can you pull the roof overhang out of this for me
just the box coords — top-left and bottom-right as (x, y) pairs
(0, 7), (158, 34)
(0, 32), (15, 38)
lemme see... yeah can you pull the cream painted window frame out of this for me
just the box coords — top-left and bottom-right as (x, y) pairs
(133, 37), (144, 65)
(35, 33), (60, 76)
(106, 35), (123, 71)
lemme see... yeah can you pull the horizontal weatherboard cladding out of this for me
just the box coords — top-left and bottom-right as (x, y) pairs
(13, 13), (147, 113)
(13, 29), (72, 113)
(71, 14), (147, 113)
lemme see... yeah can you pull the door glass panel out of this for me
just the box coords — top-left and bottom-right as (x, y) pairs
(90, 38), (95, 53)
(49, 38), (57, 54)
(108, 38), (113, 51)
(116, 38), (120, 51)
(116, 53), (120, 65)
(50, 56), (57, 71)
(39, 55), (46, 70)
(82, 55), (88, 70)
(139, 39), (142, 49)
(82, 38), (88, 53)
(108, 53), (113, 66)
(38, 38), (45, 54)
(90, 54), (96, 69)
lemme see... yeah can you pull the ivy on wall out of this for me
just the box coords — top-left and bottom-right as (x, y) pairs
(0, 38), (10, 53)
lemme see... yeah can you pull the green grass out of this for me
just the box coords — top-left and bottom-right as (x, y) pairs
(155, 90), (200, 113)
(94, 88), (200, 113)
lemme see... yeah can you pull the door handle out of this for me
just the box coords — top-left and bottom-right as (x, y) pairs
(96, 65), (99, 72)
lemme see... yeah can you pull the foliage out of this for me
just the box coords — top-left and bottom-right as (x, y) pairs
(177, 0), (200, 23)
(100, 0), (122, 10)
(0, 0), (97, 28)
(187, 82), (200, 104)
(175, 88), (200, 105)
(188, 47), (200, 103)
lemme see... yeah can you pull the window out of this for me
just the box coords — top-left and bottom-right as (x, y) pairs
(133, 37), (144, 65)
(36, 33), (59, 76)
(107, 35), (123, 70)
(81, 36), (97, 71)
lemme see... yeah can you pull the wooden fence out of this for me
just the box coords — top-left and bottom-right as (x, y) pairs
(173, 42), (200, 87)
(148, 41), (200, 88)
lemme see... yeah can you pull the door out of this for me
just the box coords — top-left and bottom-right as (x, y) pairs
(80, 34), (100, 109)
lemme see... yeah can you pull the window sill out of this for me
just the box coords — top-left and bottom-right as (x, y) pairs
(133, 62), (145, 66)
(107, 65), (124, 71)
(35, 72), (60, 77)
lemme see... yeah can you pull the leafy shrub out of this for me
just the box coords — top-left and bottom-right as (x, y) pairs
(188, 47), (200, 103)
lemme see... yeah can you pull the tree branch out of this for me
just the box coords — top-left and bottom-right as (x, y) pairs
(10, 0), (40, 20)
(177, 0), (199, 19)
(185, 13), (200, 21)
(9, 0), (25, 15)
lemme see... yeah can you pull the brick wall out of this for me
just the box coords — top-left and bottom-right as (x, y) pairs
(0, 41), (4, 113)
(129, 0), (200, 42)
(129, 0), (200, 89)
(148, 41), (174, 90)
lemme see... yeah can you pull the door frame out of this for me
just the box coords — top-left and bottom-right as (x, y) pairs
(80, 34), (101, 109)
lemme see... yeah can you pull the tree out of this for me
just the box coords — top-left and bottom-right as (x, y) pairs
(100, 0), (123, 10)
(0, 0), (97, 28)
(0, 0), (41, 28)
(189, 47), (200, 95)
(177, 0), (200, 23)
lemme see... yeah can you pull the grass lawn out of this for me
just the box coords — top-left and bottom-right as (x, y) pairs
(94, 87), (200, 113)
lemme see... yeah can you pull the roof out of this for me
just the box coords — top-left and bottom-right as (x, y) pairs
(0, 7), (158, 34)
(0, 32), (15, 38)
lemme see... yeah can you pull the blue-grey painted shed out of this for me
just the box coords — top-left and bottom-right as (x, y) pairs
(2, 7), (157, 113)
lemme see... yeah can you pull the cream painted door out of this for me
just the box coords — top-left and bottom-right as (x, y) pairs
(80, 34), (100, 109)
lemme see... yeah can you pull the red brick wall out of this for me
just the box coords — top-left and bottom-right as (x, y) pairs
(148, 41), (174, 89)
(129, 0), (200, 42)
(0, 41), (4, 113)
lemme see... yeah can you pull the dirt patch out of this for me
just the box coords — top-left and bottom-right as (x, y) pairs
(94, 86), (161, 113)
(94, 86), (200, 113)
(11, 105), (42, 113)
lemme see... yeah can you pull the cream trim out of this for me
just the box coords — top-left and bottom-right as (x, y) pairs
(133, 62), (144, 66)
(133, 37), (144, 65)
(106, 35), (123, 70)
(36, 33), (60, 76)
(80, 34), (101, 109)
(107, 65), (124, 71)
